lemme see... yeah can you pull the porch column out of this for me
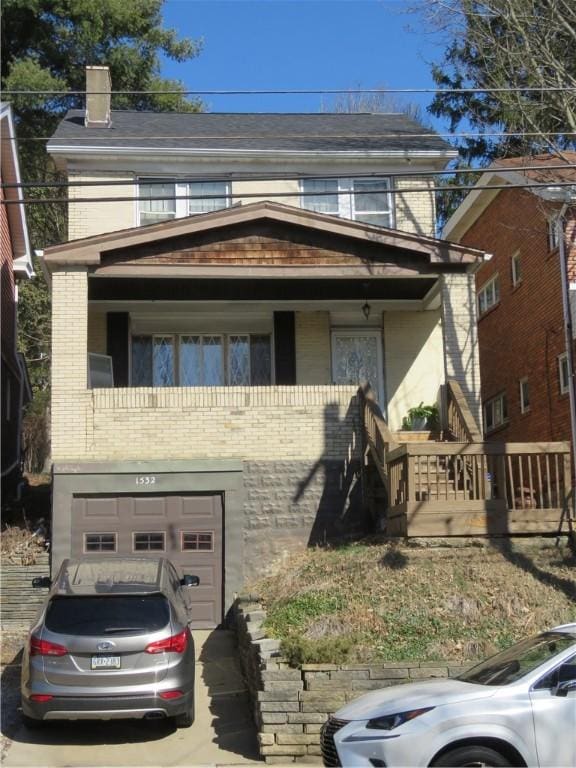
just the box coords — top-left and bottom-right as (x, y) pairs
(51, 267), (89, 461)
(440, 273), (482, 431)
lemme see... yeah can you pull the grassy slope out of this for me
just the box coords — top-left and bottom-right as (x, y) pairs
(252, 538), (576, 665)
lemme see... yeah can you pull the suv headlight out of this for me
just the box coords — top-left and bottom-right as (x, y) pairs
(366, 707), (434, 731)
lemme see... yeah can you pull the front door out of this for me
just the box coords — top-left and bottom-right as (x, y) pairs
(332, 331), (384, 404)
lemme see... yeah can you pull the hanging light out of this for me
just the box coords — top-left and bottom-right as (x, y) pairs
(362, 301), (371, 320)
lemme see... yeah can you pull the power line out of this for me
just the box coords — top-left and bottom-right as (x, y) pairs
(3, 131), (576, 143)
(3, 180), (575, 206)
(2, 163), (575, 190)
(4, 86), (576, 96)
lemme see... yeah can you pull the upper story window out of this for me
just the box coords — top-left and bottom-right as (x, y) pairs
(559, 353), (570, 395)
(131, 333), (272, 387)
(477, 274), (500, 316)
(484, 392), (508, 433)
(519, 377), (530, 413)
(511, 251), (522, 287)
(301, 177), (393, 228)
(138, 179), (231, 225)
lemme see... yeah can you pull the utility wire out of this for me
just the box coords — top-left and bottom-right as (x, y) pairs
(4, 87), (576, 95)
(2, 163), (575, 191)
(3, 180), (575, 205)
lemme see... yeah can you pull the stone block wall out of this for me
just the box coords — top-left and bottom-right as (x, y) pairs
(235, 599), (466, 764)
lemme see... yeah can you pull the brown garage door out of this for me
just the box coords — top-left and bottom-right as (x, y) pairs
(71, 494), (223, 628)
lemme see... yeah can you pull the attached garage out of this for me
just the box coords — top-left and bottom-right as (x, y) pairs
(71, 494), (223, 628)
(51, 461), (244, 629)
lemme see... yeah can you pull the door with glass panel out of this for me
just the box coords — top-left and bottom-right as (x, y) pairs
(332, 331), (384, 403)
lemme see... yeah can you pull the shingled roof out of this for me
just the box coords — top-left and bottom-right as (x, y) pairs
(48, 110), (454, 154)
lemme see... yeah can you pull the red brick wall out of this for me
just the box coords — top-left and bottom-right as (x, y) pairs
(460, 187), (572, 444)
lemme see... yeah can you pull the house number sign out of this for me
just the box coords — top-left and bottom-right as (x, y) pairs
(135, 476), (156, 486)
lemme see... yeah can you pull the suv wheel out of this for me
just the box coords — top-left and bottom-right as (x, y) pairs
(174, 700), (195, 729)
(432, 745), (512, 767)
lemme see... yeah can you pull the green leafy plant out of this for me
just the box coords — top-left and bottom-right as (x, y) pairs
(279, 635), (357, 667)
(402, 402), (439, 430)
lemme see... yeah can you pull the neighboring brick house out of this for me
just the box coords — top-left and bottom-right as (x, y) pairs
(1, 103), (33, 494)
(42, 67), (494, 627)
(443, 154), (576, 444)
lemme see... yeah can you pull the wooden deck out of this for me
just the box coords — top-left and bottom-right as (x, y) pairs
(360, 383), (572, 538)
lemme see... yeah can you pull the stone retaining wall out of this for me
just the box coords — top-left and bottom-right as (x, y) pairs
(234, 598), (467, 764)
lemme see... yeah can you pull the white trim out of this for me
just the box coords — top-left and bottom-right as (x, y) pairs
(181, 530), (214, 552)
(83, 532), (117, 554)
(48, 144), (458, 160)
(511, 250), (522, 287)
(331, 328), (385, 405)
(132, 531), (166, 553)
(519, 377), (530, 413)
(483, 391), (508, 433)
(477, 273), (500, 316)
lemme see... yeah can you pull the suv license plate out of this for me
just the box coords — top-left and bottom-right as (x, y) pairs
(91, 655), (121, 670)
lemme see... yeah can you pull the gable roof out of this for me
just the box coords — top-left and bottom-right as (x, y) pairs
(443, 152), (576, 242)
(43, 200), (483, 273)
(0, 103), (33, 278)
(48, 111), (455, 158)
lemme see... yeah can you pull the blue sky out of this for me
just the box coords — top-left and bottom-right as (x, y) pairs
(160, 0), (447, 124)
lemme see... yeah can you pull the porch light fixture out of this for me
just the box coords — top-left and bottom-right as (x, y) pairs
(362, 301), (371, 320)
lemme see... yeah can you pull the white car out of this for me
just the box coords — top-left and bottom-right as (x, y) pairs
(321, 624), (576, 767)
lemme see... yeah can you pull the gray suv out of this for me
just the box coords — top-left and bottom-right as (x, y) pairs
(21, 557), (199, 728)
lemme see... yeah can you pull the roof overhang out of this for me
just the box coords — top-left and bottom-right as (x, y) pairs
(43, 200), (484, 275)
(0, 103), (33, 278)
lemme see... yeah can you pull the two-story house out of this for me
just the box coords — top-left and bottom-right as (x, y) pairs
(42, 68), (569, 627)
(1, 103), (33, 496)
(443, 154), (576, 445)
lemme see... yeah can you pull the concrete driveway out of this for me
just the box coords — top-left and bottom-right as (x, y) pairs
(1, 630), (261, 767)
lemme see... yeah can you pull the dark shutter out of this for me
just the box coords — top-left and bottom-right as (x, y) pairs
(106, 312), (129, 387)
(273, 311), (296, 384)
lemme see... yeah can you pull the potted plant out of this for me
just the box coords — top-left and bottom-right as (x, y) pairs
(402, 402), (439, 431)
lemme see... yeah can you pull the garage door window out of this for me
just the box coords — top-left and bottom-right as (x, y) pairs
(133, 532), (165, 552)
(181, 531), (213, 551)
(84, 533), (117, 553)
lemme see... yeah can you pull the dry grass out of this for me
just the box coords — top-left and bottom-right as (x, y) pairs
(253, 537), (576, 664)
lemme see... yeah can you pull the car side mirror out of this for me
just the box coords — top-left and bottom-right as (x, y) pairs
(554, 679), (576, 697)
(181, 575), (200, 587)
(32, 577), (51, 588)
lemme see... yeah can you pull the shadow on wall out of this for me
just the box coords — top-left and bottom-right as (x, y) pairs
(293, 398), (373, 547)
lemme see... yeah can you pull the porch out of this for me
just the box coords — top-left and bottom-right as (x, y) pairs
(361, 383), (572, 538)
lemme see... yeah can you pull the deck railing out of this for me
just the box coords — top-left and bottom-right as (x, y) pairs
(444, 379), (483, 442)
(387, 442), (570, 508)
(359, 384), (397, 492)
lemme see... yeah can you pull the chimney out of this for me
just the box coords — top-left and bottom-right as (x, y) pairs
(85, 66), (111, 128)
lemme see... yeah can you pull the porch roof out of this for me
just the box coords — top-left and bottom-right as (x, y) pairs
(43, 201), (485, 277)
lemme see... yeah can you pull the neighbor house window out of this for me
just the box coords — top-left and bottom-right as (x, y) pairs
(559, 353), (570, 395)
(519, 378), (530, 413)
(133, 532), (165, 552)
(301, 177), (393, 227)
(138, 179), (231, 224)
(131, 334), (271, 387)
(181, 531), (214, 552)
(484, 392), (508, 433)
(478, 274), (500, 316)
(511, 251), (522, 286)
(84, 533), (117, 553)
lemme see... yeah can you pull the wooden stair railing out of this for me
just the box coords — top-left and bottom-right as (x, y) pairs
(445, 379), (483, 443)
(359, 384), (397, 508)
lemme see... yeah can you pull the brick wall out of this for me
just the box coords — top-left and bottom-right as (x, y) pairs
(295, 312), (331, 385)
(460, 188), (573, 443)
(235, 599), (466, 764)
(67, 174), (436, 241)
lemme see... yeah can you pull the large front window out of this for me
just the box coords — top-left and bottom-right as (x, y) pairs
(301, 177), (393, 227)
(138, 179), (231, 225)
(131, 334), (271, 386)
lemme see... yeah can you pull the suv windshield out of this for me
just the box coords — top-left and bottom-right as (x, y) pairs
(45, 595), (170, 635)
(458, 632), (575, 686)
